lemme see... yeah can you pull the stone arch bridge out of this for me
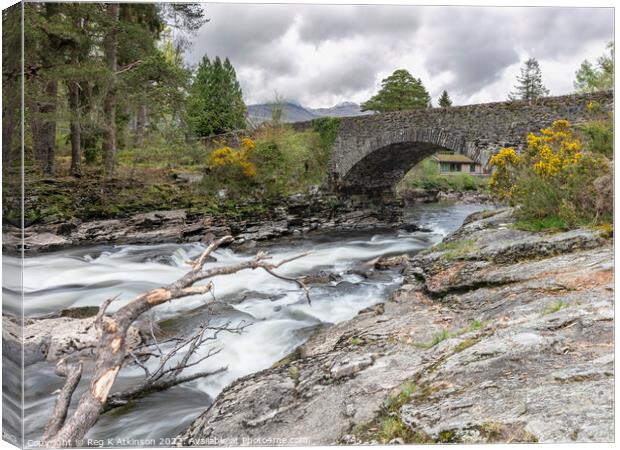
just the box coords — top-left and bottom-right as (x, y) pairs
(300, 91), (613, 197)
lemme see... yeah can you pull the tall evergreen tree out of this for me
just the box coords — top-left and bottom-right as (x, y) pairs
(223, 58), (247, 129)
(438, 90), (452, 108)
(361, 69), (430, 112)
(102, 3), (120, 178)
(2, 4), (22, 173)
(187, 55), (246, 136)
(509, 58), (550, 101)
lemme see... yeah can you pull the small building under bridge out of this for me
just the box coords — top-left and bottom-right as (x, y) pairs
(431, 151), (484, 175)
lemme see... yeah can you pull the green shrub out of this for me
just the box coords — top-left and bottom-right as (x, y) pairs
(251, 126), (330, 197)
(578, 117), (613, 157)
(312, 116), (340, 154)
(489, 120), (612, 229)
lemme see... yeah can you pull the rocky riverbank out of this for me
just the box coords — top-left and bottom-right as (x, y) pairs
(3, 192), (407, 255)
(399, 187), (494, 205)
(179, 207), (614, 444)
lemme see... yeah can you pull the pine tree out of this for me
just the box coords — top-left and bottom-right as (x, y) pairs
(509, 58), (550, 101)
(438, 90), (452, 108)
(187, 55), (246, 136)
(223, 58), (247, 130)
(361, 69), (431, 112)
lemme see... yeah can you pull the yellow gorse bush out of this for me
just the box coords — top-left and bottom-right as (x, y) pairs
(487, 147), (522, 200)
(488, 119), (611, 228)
(207, 138), (257, 178)
(525, 120), (583, 177)
(489, 120), (583, 199)
(241, 137), (256, 152)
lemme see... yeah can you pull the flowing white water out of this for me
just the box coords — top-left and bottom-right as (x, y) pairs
(10, 203), (489, 443)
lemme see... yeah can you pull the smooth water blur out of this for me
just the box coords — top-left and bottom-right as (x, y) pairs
(15, 203), (490, 443)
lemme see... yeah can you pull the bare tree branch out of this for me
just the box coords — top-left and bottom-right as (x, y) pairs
(191, 236), (233, 271)
(114, 59), (143, 75)
(43, 235), (311, 446)
(42, 359), (83, 442)
(94, 294), (120, 330)
(104, 367), (227, 412)
(102, 319), (248, 413)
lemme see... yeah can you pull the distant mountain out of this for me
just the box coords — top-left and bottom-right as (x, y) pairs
(246, 102), (317, 125)
(309, 101), (372, 118)
(246, 100), (370, 125)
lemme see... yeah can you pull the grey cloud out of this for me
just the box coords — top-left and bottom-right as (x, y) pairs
(422, 9), (521, 95)
(516, 8), (613, 57)
(185, 4), (613, 107)
(301, 49), (384, 98)
(188, 4), (298, 68)
(296, 5), (422, 43)
(420, 6), (613, 98)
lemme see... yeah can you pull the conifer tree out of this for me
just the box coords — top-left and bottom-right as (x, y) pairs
(509, 58), (550, 101)
(223, 58), (247, 130)
(361, 69), (430, 112)
(438, 90), (452, 108)
(187, 56), (246, 136)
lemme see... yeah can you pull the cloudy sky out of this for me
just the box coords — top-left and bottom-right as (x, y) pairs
(185, 4), (614, 108)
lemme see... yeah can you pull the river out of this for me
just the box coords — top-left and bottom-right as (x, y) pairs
(7, 203), (490, 444)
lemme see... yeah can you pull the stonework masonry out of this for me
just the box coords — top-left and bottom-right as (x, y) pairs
(295, 91), (613, 195)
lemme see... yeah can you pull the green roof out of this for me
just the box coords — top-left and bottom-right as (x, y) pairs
(432, 153), (476, 163)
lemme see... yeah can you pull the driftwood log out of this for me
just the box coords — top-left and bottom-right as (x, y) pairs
(43, 235), (309, 447)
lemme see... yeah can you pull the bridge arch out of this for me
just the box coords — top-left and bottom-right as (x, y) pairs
(330, 127), (477, 195)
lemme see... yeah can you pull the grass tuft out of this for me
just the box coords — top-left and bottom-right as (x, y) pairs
(542, 300), (569, 316)
(424, 239), (477, 259)
(349, 337), (363, 346)
(414, 319), (485, 349)
(513, 216), (569, 232)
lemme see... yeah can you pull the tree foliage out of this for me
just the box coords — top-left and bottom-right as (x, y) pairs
(361, 69), (430, 112)
(574, 42), (614, 93)
(438, 90), (453, 108)
(187, 56), (246, 136)
(508, 58), (550, 101)
(12, 3), (206, 177)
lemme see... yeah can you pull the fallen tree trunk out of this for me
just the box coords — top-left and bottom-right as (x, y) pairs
(43, 235), (310, 447)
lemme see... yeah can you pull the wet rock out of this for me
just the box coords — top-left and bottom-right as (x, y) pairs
(2, 314), (142, 366)
(7, 191), (411, 255)
(301, 271), (342, 284)
(330, 280), (359, 294)
(22, 232), (71, 252)
(58, 306), (100, 319)
(129, 209), (186, 229)
(399, 188), (494, 205)
(237, 291), (287, 303)
(374, 254), (409, 270)
(401, 223), (432, 233)
(232, 239), (257, 252)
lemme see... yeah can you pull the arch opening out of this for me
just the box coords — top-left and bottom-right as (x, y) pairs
(335, 141), (458, 196)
